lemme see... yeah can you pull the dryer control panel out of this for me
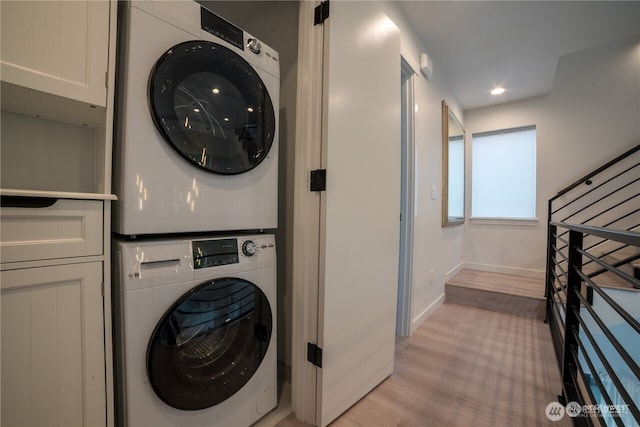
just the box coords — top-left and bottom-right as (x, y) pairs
(200, 7), (244, 50)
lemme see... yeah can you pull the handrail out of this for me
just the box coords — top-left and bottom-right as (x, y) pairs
(551, 163), (640, 215)
(546, 143), (639, 423)
(549, 222), (640, 247)
(550, 143), (640, 202)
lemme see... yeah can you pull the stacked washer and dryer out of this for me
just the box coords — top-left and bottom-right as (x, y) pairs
(112, 1), (279, 426)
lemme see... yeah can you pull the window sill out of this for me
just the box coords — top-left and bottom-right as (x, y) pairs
(470, 217), (539, 227)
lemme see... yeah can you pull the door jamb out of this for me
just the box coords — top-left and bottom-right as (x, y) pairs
(291, 1), (324, 424)
(396, 57), (415, 337)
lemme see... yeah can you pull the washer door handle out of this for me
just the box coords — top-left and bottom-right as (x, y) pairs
(141, 259), (181, 269)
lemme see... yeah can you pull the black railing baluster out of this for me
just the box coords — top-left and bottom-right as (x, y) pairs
(547, 145), (639, 423)
(546, 223), (557, 301)
(561, 230), (584, 404)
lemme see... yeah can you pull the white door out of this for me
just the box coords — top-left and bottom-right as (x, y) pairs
(314, 2), (401, 426)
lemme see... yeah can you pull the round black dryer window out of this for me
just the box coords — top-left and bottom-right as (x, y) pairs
(149, 41), (276, 175)
(147, 278), (272, 410)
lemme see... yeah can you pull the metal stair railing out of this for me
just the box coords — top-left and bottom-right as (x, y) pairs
(546, 144), (640, 427)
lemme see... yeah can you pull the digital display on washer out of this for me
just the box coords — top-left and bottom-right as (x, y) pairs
(201, 7), (244, 50)
(193, 238), (239, 269)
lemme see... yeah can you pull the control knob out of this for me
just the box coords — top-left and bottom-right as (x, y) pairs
(242, 240), (257, 257)
(247, 38), (261, 54)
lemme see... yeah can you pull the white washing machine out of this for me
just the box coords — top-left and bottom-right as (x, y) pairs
(113, 1), (279, 236)
(113, 234), (277, 427)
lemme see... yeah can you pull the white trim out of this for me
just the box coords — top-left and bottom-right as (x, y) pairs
(470, 217), (538, 226)
(445, 262), (464, 282)
(411, 293), (445, 333)
(461, 262), (545, 279)
(1, 188), (118, 201)
(290, 2), (323, 424)
(396, 56), (415, 338)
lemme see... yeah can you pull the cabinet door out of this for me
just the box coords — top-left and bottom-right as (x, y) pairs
(0, 0), (110, 107)
(1, 262), (106, 427)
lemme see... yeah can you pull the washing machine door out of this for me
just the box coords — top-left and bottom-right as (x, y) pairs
(149, 40), (276, 175)
(147, 277), (272, 410)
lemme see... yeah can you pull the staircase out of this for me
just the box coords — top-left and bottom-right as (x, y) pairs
(546, 144), (639, 426)
(445, 269), (546, 319)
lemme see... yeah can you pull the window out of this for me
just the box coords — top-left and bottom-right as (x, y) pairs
(471, 126), (536, 219)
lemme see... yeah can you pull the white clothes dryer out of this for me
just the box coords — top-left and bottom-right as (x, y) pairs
(113, 1), (279, 236)
(113, 234), (277, 427)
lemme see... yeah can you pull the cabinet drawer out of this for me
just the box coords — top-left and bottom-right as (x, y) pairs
(1, 198), (103, 263)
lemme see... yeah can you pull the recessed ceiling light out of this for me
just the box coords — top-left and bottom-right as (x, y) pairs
(491, 87), (505, 95)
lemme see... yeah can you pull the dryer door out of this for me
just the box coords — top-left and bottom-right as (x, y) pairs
(147, 277), (272, 410)
(149, 40), (276, 175)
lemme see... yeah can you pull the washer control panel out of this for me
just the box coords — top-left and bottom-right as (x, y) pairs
(193, 235), (275, 270)
(193, 238), (239, 269)
(242, 240), (257, 257)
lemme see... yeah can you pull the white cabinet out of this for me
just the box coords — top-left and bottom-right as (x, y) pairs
(1, 262), (106, 427)
(0, 199), (103, 263)
(0, 0), (110, 108)
(0, 199), (112, 427)
(0, 0), (116, 426)
(0, 0), (116, 195)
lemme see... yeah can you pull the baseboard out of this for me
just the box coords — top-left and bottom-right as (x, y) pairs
(411, 292), (445, 333)
(461, 262), (545, 279)
(445, 262), (464, 282)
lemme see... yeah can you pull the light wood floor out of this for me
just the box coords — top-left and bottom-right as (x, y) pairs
(276, 301), (570, 427)
(445, 270), (547, 319)
(446, 269), (546, 299)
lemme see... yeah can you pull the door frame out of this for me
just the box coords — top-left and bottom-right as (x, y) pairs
(290, 1), (324, 424)
(396, 58), (416, 337)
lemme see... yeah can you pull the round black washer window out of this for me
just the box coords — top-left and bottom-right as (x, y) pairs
(147, 278), (272, 410)
(149, 41), (276, 175)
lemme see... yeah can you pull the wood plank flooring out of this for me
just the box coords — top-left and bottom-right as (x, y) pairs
(276, 301), (570, 427)
(445, 270), (547, 319)
(446, 269), (546, 299)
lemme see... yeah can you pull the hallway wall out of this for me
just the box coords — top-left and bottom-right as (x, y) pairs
(463, 35), (640, 276)
(382, 2), (465, 331)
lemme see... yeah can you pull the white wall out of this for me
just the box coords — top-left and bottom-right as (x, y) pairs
(200, 0), (300, 375)
(382, 3), (465, 331)
(463, 35), (640, 277)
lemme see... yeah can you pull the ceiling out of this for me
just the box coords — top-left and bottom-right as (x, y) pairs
(396, 1), (640, 110)
(203, 1), (640, 111)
